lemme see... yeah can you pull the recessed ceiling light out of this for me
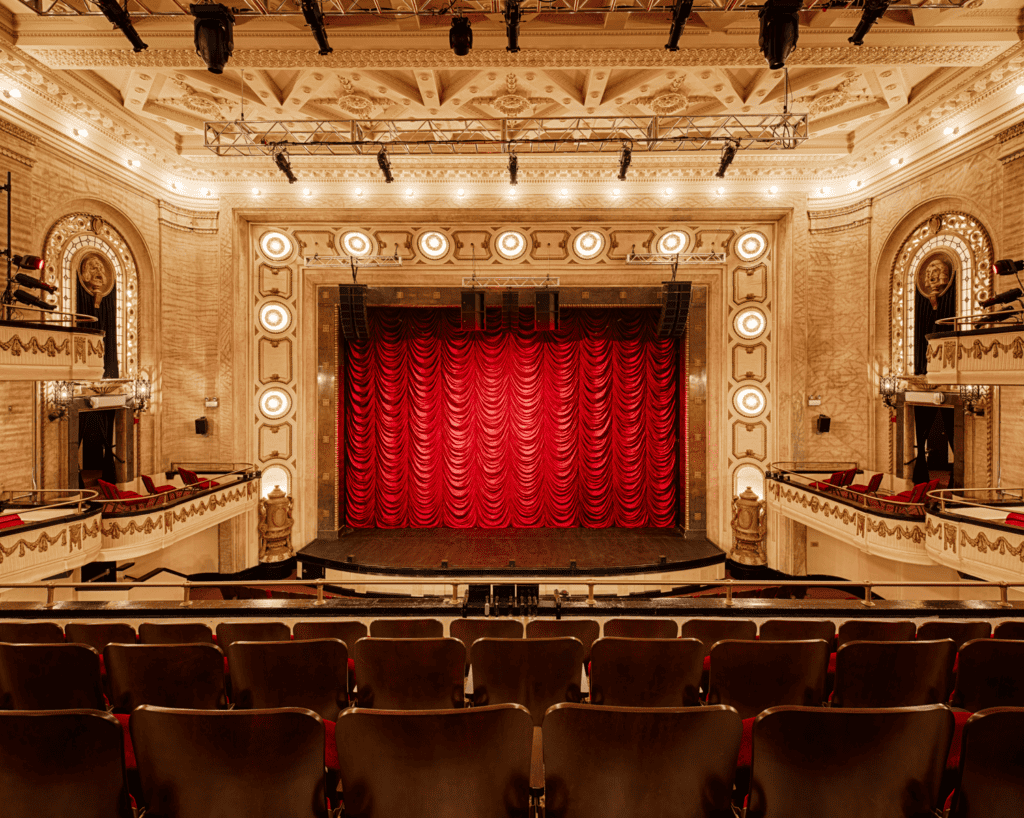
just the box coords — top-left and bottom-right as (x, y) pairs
(302, 187), (313, 197)
(507, 186), (517, 196)
(354, 187), (363, 197)
(560, 188), (568, 197)
(890, 157), (899, 166)
(716, 186), (725, 196)
(664, 187), (673, 196)
(73, 128), (88, 138)
(170, 180), (181, 191)
(819, 186), (832, 196)
(251, 187), (261, 196)
(768, 185), (778, 195)
(128, 159), (141, 169)
(5, 88), (21, 99)
(943, 126), (958, 136)
(456, 188), (465, 198)
(849, 180), (861, 189)
(199, 187), (211, 197)
(1016, 84), (1024, 95)
(612, 188), (620, 197)
(405, 187), (414, 197)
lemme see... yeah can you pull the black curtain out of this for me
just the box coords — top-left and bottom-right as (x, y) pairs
(914, 273), (956, 376)
(912, 405), (936, 485)
(76, 279), (119, 378)
(80, 410), (116, 484)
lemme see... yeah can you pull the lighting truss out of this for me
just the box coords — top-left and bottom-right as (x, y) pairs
(304, 254), (402, 268)
(627, 252), (726, 265)
(462, 276), (560, 288)
(205, 114), (809, 157)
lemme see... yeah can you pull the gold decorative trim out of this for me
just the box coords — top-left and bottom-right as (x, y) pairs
(0, 116), (38, 146)
(101, 516), (163, 541)
(771, 483), (865, 532)
(68, 518), (100, 550)
(944, 523), (958, 553)
(0, 145), (34, 168)
(0, 334), (70, 358)
(865, 517), (926, 544)
(961, 529), (1024, 562)
(0, 528), (66, 563)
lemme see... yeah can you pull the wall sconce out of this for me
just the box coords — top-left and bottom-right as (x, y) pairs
(879, 374), (902, 411)
(959, 383), (986, 416)
(129, 378), (151, 413)
(47, 381), (75, 421)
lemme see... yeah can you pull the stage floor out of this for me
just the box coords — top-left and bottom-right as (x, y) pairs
(299, 528), (725, 578)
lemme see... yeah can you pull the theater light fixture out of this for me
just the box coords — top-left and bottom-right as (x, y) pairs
(48, 381), (75, 422)
(768, 185), (779, 195)
(191, 3), (235, 75)
(3, 88), (21, 99)
(273, 148), (298, 183)
(665, 0), (694, 52)
(12, 289), (55, 310)
(617, 142), (632, 181)
(849, 0), (890, 46)
(504, 0), (522, 53)
(716, 139), (738, 178)
(959, 383), (986, 417)
(508, 151), (518, 185)
(251, 187), (261, 196)
(450, 16), (473, 57)
(377, 145), (394, 183)
(128, 158), (141, 169)
(456, 188), (465, 198)
(95, 0), (148, 52)
(11, 254), (44, 271)
(664, 187), (673, 196)
(300, 0), (332, 55)
(993, 259), (1024, 277)
(879, 374), (902, 411)
(73, 128), (88, 138)
(758, 0), (801, 70)
(354, 187), (363, 197)
(129, 378), (152, 413)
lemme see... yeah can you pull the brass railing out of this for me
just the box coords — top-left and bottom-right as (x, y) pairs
(928, 487), (1024, 514)
(0, 488), (99, 514)
(93, 465), (258, 514)
(768, 463), (923, 517)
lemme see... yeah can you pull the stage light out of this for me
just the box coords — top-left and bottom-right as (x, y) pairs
(405, 187), (414, 197)
(664, 0), (694, 52)
(993, 259), (1024, 276)
(302, 187), (313, 197)
(449, 16), (473, 57)
(664, 187), (673, 196)
(12, 289), (55, 310)
(11, 254), (45, 271)
(507, 186), (517, 196)
(890, 157), (901, 166)
(191, 4), (235, 75)
(508, 152), (518, 185)
(1018, 84), (1024, 95)
(560, 188), (568, 197)
(251, 187), (261, 196)
(95, 0), (148, 52)
(849, 0), (889, 46)
(300, 0), (332, 55)
(617, 142), (632, 181)
(377, 145), (394, 183)
(612, 188), (620, 197)
(274, 149), (298, 184)
(758, 0), (801, 70)
(716, 186), (725, 196)
(504, 0), (522, 53)
(715, 139), (738, 178)
(944, 125), (958, 136)
(4, 88), (21, 99)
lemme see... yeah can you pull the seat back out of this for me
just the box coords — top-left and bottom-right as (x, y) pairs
(335, 704), (533, 818)
(993, 621), (1024, 640)
(0, 621), (63, 643)
(138, 622), (214, 644)
(840, 468), (856, 486)
(215, 621), (291, 648)
(746, 704), (954, 818)
(292, 619), (368, 646)
(449, 619), (523, 669)
(0, 710), (133, 818)
(832, 640), (956, 708)
(96, 478), (121, 499)
(865, 472), (883, 492)
(679, 618), (757, 658)
(227, 639), (349, 720)
(908, 481), (929, 503)
(369, 618), (443, 639)
(951, 639), (1024, 711)
(64, 622), (137, 652)
(526, 619), (601, 664)
(352, 638), (465, 710)
(130, 705), (327, 818)
(471, 638), (585, 725)
(759, 619), (836, 646)
(708, 640), (829, 719)
(948, 707), (1024, 818)
(835, 619), (916, 648)
(104, 643), (226, 711)
(603, 618), (678, 639)
(543, 703), (742, 818)
(589, 637), (703, 707)
(916, 620), (991, 649)
(0, 643), (104, 710)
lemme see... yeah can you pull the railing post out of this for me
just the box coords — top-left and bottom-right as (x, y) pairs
(45, 582), (56, 609)
(725, 581), (733, 607)
(314, 580), (325, 606)
(861, 582), (875, 607)
(451, 583), (459, 604)
(998, 583), (1012, 608)
(180, 582), (192, 607)
(587, 583), (595, 605)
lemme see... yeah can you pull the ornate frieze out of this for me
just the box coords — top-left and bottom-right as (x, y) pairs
(926, 511), (1024, 582)
(0, 510), (103, 582)
(0, 325), (104, 381)
(925, 328), (1024, 385)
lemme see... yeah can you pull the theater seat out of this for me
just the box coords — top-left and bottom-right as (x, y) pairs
(680, 618), (757, 693)
(831, 639), (956, 708)
(950, 639), (1024, 711)
(215, 621), (290, 649)
(916, 621), (991, 649)
(993, 621), (1024, 640)
(450, 618), (524, 674)
(1004, 512), (1024, 529)
(369, 618), (443, 639)
(352, 637), (466, 710)
(809, 471), (845, 491)
(526, 619), (601, 668)
(836, 619), (916, 649)
(177, 467), (219, 490)
(138, 622), (214, 644)
(848, 473), (883, 494)
(0, 513), (22, 529)
(602, 618), (679, 639)
(97, 479), (150, 507)
(588, 637), (703, 707)
(65, 622), (137, 653)
(0, 643), (105, 710)
(0, 621), (64, 643)
(104, 643), (227, 711)
(947, 707), (1024, 818)
(293, 621), (366, 694)
(141, 474), (174, 494)
(759, 619), (836, 646)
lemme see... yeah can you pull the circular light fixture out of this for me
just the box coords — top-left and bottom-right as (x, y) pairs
(73, 127), (88, 138)
(658, 231), (688, 255)
(496, 230), (527, 260)
(664, 187), (673, 196)
(735, 231), (768, 261)
(6, 88), (21, 99)
(943, 126), (955, 136)
(716, 186), (725, 196)
(456, 188), (465, 198)
(251, 187), (261, 196)
(612, 188), (620, 197)
(261, 465), (290, 498)
(507, 186), (517, 196)
(1017, 84), (1024, 95)
(734, 386), (766, 417)
(259, 388), (292, 419)
(768, 185), (779, 195)
(419, 231), (450, 259)
(170, 180), (182, 191)
(819, 186), (832, 196)
(405, 188), (414, 198)
(259, 302), (292, 334)
(302, 187), (313, 197)
(260, 231), (293, 261)
(559, 188), (568, 197)
(343, 231), (373, 257)
(354, 187), (363, 197)
(890, 157), (900, 166)
(734, 307), (767, 340)
(199, 187), (211, 197)
(573, 230), (604, 259)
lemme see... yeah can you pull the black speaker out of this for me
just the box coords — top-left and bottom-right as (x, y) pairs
(195, 416), (208, 435)
(501, 291), (518, 330)
(534, 290), (559, 331)
(816, 414), (831, 434)
(338, 284), (369, 341)
(657, 281), (692, 337)
(461, 291), (486, 331)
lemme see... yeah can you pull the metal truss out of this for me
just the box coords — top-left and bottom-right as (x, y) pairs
(462, 276), (560, 288)
(304, 254), (402, 267)
(627, 252), (726, 264)
(206, 113), (808, 157)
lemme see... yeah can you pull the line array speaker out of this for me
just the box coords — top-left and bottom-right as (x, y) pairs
(338, 284), (369, 341)
(461, 291), (486, 331)
(657, 281), (692, 338)
(501, 291), (519, 330)
(534, 290), (559, 332)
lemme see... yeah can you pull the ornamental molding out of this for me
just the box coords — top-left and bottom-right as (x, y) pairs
(101, 516), (163, 541)
(313, 77), (390, 116)
(961, 528), (1024, 562)
(925, 333), (1024, 362)
(807, 217), (872, 235)
(630, 77), (714, 116)
(945, 522), (958, 553)
(794, 77), (869, 118)
(997, 121), (1024, 143)
(807, 201), (872, 220)
(771, 483), (864, 532)
(0, 334), (70, 358)
(68, 518), (100, 550)
(0, 116), (38, 145)
(474, 74), (555, 117)
(865, 517), (926, 544)
(156, 78), (231, 119)
(0, 527), (66, 563)
(0, 144), (33, 168)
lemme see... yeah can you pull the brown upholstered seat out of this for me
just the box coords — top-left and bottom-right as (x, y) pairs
(588, 637), (703, 707)
(471, 637), (585, 725)
(335, 704), (534, 818)
(0, 643), (105, 710)
(707, 639), (830, 718)
(0, 621), (63, 643)
(227, 638), (349, 720)
(543, 703), (742, 818)
(450, 618), (524, 671)
(947, 707), (1024, 818)
(368, 618), (443, 639)
(137, 622), (214, 644)
(679, 618), (758, 656)
(916, 621), (992, 648)
(526, 619), (600, 665)
(603, 618), (679, 639)
(0, 710), (133, 818)
(951, 639), (1024, 711)
(831, 639), (957, 708)
(992, 621), (1024, 640)
(215, 621), (291, 648)
(352, 637), (466, 710)
(293, 619), (368, 646)
(759, 619), (836, 646)
(835, 619), (916, 648)
(64, 622), (137, 652)
(746, 704), (955, 818)
(130, 705), (328, 818)
(104, 643), (227, 711)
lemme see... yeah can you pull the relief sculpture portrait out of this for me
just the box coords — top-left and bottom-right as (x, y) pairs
(74, 248), (119, 378)
(77, 252), (115, 309)
(915, 254), (955, 311)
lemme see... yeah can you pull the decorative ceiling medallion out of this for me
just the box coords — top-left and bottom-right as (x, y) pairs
(631, 78), (713, 115)
(793, 77), (867, 118)
(260, 231), (293, 261)
(736, 232), (768, 261)
(658, 231), (689, 255)
(734, 386), (766, 418)
(419, 231), (450, 259)
(343, 231), (373, 257)
(261, 464), (290, 498)
(259, 302), (292, 334)
(573, 230), (604, 259)
(476, 74), (554, 117)
(259, 388), (291, 419)
(157, 79), (230, 119)
(496, 230), (527, 260)
(734, 308), (767, 340)
(314, 78), (390, 116)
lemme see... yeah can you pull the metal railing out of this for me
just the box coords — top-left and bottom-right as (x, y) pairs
(94, 465), (258, 514)
(0, 305), (99, 328)
(0, 489), (99, 514)
(934, 310), (1024, 332)
(928, 487), (1024, 514)
(769, 463), (927, 518)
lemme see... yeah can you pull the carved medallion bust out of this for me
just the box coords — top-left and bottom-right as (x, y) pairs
(77, 252), (115, 309)
(916, 253), (955, 310)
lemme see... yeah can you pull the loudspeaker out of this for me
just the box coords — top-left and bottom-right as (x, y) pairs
(657, 281), (692, 337)
(461, 291), (486, 331)
(501, 291), (518, 330)
(338, 284), (369, 341)
(195, 416), (209, 436)
(534, 290), (559, 331)
(816, 414), (831, 434)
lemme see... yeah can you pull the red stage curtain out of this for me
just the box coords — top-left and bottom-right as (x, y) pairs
(344, 307), (678, 528)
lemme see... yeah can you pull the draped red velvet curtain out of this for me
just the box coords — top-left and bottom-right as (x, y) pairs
(344, 307), (679, 529)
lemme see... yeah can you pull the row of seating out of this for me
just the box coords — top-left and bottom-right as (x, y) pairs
(2, 703), (1021, 818)
(96, 467), (221, 507)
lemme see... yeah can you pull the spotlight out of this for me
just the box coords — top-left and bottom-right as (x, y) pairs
(191, 4), (234, 75)
(560, 188), (568, 197)
(11, 254), (45, 271)
(715, 139), (738, 178)
(504, 0), (521, 53)
(14, 273), (54, 292)
(73, 128), (88, 138)
(377, 145), (394, 183)
(450, 16), (473, 57)
(300, 0), (332, 56)
(274, 149), (297, 184)
(758, 0), (801, 70)
(849, 0), (890, 47)
(664, 187), (673, 196)
(12, 289), (55, 311)
(993, 259), (1024, 277)
(665, 0), (694, 52)
(95, 0), (148, 53)
(5, 88), (21, 99)
(716, 186), (725, 195)
(617, 142), (632, 181)
(199, 187), (211, 197)
(456, 188), (465, 198)
(508, 152), (518, 185)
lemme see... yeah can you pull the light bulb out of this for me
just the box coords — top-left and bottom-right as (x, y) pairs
(251, 187), (261, 196)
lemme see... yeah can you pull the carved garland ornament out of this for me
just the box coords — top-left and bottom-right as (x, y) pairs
(101, 516), (163, 541)
(866, 517), (926, 544)
(0, 528), (66, 563)
(960, 529), (1024, 563)
(0, 335), (70, 358)
(772, 484), (863, 529)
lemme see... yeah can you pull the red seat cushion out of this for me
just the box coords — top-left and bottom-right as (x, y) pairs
(1006, 512), (1024, 528)
(828, 652), (836, 675)
(114, 714), (136, 770)
(703, 655), (711, 673)
(737, 716), (755, 769)
(946, 710), (972, 772)
(0, 514), (22, 529)
(324, 719), (339, 770)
